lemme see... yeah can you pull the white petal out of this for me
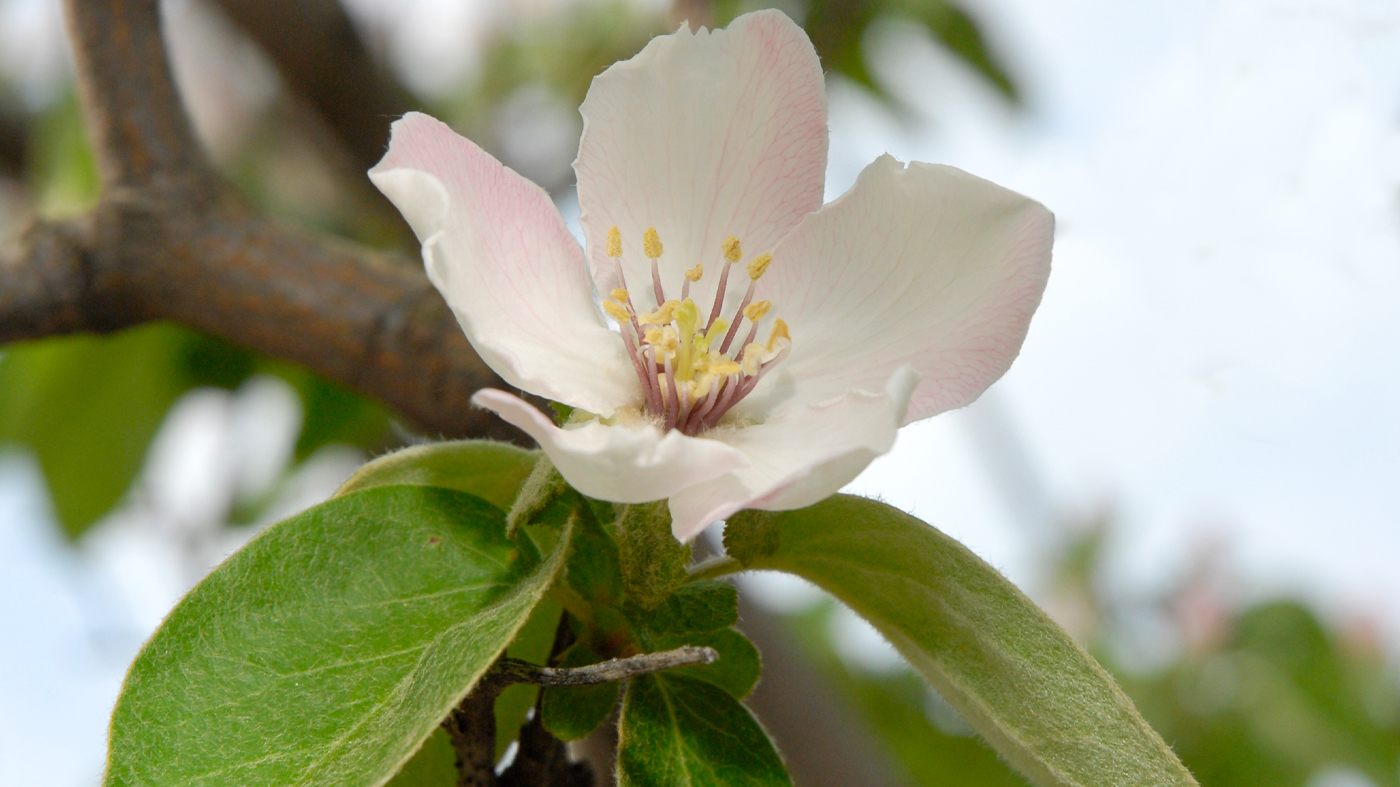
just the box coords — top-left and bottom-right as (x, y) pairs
(473, 389), (749, 504)
(667, 366), (919, 541)
(370, 113), (638, 416)
(575, 10), (827, 313)
(745, 155), (1053, 424)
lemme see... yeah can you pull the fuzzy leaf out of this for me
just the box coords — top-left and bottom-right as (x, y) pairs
(616, 501), (690, 609)
(617, 673), (791, 787)
(334, 439), (538, 512)
(105, 485), (570, 787)
(627, 580), (738, 638)
(725, 495), (1197, 787)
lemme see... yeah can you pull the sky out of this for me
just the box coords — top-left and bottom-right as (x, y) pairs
(2, 0), (1400, 784)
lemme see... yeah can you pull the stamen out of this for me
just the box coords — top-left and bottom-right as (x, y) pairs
(746, 252), (772, 280)
(766, 318), (790, 351)
(722, 235), (743, 263)
(639, 300), (679, 326)
(708, 236), (743, 328)
(607, 226), (623, 258)
(644, 227), (665, 306)
(681, 264), (703, 300)
(743, 300), (771, 322)
(663, 356), (680, 432)
(643, 227), (664, 259)
(600, 226), (789, 435)
(602, 299), (631, 323)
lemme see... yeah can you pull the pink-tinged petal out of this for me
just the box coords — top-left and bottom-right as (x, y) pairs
(370, 112), (638, 416)
(576, 10), (827, 312)
(745, 155), (1053, 424)
(473, 389), (749, 504)
(667, 366), (918, 541)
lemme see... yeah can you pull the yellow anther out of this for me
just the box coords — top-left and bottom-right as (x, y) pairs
(711, 361), (741, 376)
(743, 301), (772, 322)
(607, 226), (623, 258)
(685, 264), (704, 282)
(611, 288), (630, 302)
(766, 318), (790, 351)
(643, 327), (662, 344)
(722, 235), (742, 263)
(741, 343), (765, 375)
(643, 227), (663, 259)
(639, 300), (679, 326)
(746, 252), (772, 280)
(602, 300), (631, 323)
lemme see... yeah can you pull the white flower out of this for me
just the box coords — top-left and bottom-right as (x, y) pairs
(369, 10), (1053, 542)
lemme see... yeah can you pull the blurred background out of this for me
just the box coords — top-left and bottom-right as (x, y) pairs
(1, 0), (1399, 785)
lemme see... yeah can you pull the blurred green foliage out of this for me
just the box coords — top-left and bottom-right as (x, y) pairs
(0, 324), (394, 538)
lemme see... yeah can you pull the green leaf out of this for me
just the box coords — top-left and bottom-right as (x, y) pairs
(0, 324), (238, 537)
(567, 503), (624, 607)
(616, 501), (691, 609)
(651, 628), (761, 700)
(540, 642), (621, 741)
(617, 673), (791, 787)
(105, 485), (571, 787)
(335, 440), (538, 512)
(505, 452), (575, 536)
(725, 495), (1198, 787)
(627, 580), (738, 638)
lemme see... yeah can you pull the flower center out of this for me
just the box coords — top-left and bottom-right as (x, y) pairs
(601, 226), (791, 436)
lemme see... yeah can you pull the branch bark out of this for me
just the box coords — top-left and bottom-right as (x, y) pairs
(210, 0), (417, 176)
(0, 0), (522, 441)
(490, 646), (718, 688)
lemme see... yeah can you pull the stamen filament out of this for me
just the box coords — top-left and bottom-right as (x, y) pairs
(651, 258), (665, 308)
(719, 278), (757, 354)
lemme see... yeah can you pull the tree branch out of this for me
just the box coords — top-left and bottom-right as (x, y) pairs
(2, 0), (525, 441)
(65, 0), (208, 188)
(490, 646), (719, 688)
(444, 681), (504, 787)
(210, 0), (417, 176)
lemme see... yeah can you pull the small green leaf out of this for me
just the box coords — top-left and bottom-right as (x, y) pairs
(651, 628), (761, 700)
(617, 673), (791, 787)
(627, 580), (738, 638)
(616, 501), (691, 609)
(725, 495), (1198, 787)
(506, 452), (575, 536)
(540, 642), (621, 741)
(334, 440), (538, 511)
(567, 504), (624, 607)
(105, 485), (571, 787)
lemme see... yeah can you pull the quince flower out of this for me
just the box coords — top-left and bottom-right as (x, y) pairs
(369, 10), (1053, 542)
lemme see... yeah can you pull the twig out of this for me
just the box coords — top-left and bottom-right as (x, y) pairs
(490, 646), (718, 688)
